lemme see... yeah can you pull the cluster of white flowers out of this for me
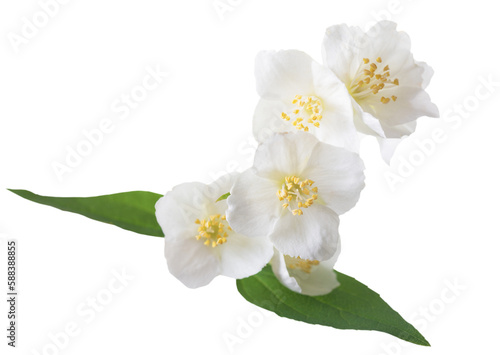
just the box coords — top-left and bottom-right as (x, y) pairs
(155, 21), (438, 296)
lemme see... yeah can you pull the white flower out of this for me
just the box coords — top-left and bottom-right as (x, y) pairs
(322, 21), (439, 162)
(155, 174), (273, 288)
(253, 50), (359, 152)
(227, 132), (364, 261)
(271, 244), (341, 296)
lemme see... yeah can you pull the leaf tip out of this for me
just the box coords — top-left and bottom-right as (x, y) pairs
(403, 331), (431, 347)
(216, 192), (230, 202)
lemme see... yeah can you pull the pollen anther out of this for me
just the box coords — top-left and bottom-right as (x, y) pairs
(277, 175), (318, 216)
(194, 214), (231, 248)
(350, 56), (399, 105)
(287, 256), (320, 273)
(282, 95), (323, 132)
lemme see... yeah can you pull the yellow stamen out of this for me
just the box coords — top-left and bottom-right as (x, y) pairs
(286, 256), (321, 273)
(381, 96), (391, 104)
(277, 175), (318, 216)
(194, 214), (231, 248)
(350, 56), (400, 105)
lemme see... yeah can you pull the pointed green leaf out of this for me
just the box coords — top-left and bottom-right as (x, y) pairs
(216, 192), (230, 202)
(237, 265), (429, 346)
(8, 189), (164, 237)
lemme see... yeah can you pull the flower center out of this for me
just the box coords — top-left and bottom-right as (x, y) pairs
(285, 255), (320, 274)
(349, 57), (400, 104)
(194, 214), (231, 248)
(281, 95), (323, 132)
(276, 175), (318, 216)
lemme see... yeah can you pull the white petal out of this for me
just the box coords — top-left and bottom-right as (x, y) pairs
(362, 86), (439, 129)
(226, 169), (281, 238)
(205, 173), (240, 216)
(324, 235), (342, 268)
(311, 63), (360, 151)
(315, 109), (360, 152)
(352, 99), (386, 137)
(208, 172), (239, 199)
(363, 21), (412, 75)
(417, 60), (434, 89)
(381, 120), (417, 138)
(269, 204), (340, 261)
(253, 99), (294, 143)
(270, 250), (301, 293)
(289, 258), (340, 296)
(304, 142), (365, 215)
(219, 234), (273, 279)
(155, 182), (207, 242)
(165, 238), (221, 288)
(252, 132), (320, 180)
(255, 50), (315, 100)
(326, 21), (411, 81)
(271, 247), (341, 296)
(322, 23), (366, 84)
(377, 137), (404, 165)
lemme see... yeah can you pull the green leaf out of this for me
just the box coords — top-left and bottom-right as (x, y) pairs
(237, 265), (429, 346)
(216, 192), (230, 202)
(8, 189), (164, 237)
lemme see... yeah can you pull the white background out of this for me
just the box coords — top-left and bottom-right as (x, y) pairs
(1, 0), (499, 354)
